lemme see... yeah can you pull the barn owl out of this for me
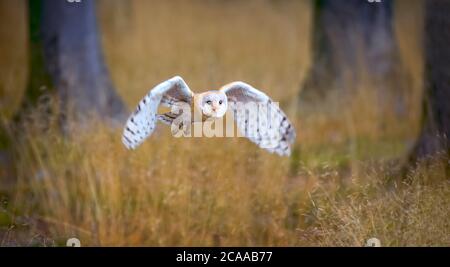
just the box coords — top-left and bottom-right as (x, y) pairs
(122, 76), (296, 156)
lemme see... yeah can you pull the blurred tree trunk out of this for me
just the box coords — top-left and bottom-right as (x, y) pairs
(409, 0), (450, 164)
(23, 0), (126, 123)
(300, 0), (400, 101)
(292, 0), (401, 173)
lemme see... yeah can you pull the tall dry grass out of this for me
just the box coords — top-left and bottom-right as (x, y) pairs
(1, 0), (449, 246)
(4, 111), (449, 246)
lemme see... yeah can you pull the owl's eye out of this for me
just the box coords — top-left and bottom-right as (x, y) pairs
(219, 100), (223, 105)
(206, 100), (212, 105)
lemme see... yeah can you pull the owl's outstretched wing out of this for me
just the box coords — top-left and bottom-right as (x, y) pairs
(122, 76), (193, 149)
(220, 82), (296, 156)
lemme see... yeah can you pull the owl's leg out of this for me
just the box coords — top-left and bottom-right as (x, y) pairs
(156, 112), (178, 126)
(157, 112), (188, 131)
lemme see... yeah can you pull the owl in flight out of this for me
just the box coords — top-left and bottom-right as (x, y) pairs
(122, 76), (296, 156)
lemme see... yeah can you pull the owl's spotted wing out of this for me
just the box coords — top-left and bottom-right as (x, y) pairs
(122, 76), (193, 149)
(220, 82), (296, 156)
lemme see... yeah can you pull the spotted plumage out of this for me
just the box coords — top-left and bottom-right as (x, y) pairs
(122, 76), (296, 156)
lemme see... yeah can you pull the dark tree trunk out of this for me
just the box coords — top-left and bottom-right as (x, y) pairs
(24, 0), (126, 122)
(300, 0), (400, 101)
(410, 0), (450, 163)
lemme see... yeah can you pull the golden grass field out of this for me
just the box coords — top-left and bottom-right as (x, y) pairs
(0, 0), (449, 246)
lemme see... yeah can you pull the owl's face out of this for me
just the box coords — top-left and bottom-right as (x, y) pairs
(200, 91), (228, 118)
